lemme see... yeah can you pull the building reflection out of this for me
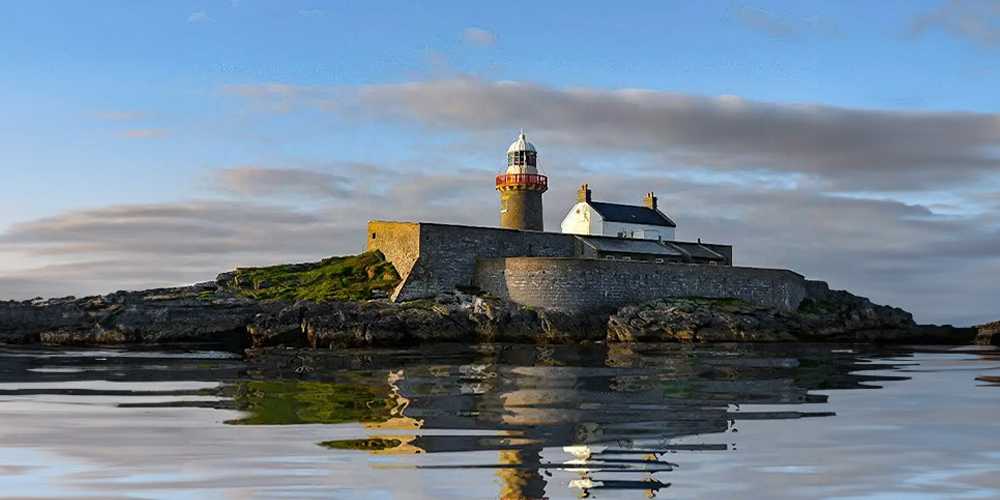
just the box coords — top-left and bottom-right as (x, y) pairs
(237, 343), (914, 499)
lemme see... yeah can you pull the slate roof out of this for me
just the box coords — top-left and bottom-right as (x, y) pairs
(575, 235), (728, 262)
(588, 201), (676, 228)
(667, 242), (726, 261)
(577, 236), (684, 256)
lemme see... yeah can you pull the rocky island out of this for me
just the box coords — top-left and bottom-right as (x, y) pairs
(0, 251), (990, 349)
(5, 133), (991, 351)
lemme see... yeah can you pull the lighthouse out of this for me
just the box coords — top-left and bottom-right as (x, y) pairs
(496, 130), (548, 231)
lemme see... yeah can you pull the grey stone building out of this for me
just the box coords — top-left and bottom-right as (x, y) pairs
(365, 131), (808, 313)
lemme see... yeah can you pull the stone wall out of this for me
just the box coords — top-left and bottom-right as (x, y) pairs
(474, 257), (808, 313)
(976, 320), (1000, 346)
(367, 221), (579, 301)
(366, 221), (421, 300)
(368, 220), (767, 305)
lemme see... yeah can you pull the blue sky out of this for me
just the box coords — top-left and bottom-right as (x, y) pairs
(1, 0), (999, 325)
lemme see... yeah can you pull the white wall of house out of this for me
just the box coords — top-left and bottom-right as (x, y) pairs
(560, 202), (602, 235)
(561, 203), (675, 241)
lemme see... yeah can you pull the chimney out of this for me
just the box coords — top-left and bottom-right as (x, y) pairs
(643, 192), (658, 210)
(578, 184), (592, 203)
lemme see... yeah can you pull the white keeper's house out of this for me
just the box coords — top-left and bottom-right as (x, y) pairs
(560, 184), (677, 241)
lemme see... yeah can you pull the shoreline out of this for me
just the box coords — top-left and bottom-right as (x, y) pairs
(0, 280), (991, 349)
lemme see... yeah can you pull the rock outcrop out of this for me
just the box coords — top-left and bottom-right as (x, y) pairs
(246, 293), (606, 348)
(607, 298), (800, 343)
(0, 276), (981, 348)
(0, 283), (281, 346)
(607, 295), (976, 344)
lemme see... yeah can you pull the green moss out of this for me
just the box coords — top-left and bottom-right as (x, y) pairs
(227, 379), (395, 425)
(319, 438), (404, 451)
(677, 296), (754, 312)
(224, 251), (400, 302)
(797, 298), (837, 315)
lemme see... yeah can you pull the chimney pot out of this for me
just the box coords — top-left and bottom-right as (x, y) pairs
(643, 192), (657, 210)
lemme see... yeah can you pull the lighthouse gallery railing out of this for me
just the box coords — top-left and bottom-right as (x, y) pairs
(495, 173), (548, 189)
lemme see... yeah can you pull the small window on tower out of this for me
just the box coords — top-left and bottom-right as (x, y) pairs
(371, 232), (377, 240)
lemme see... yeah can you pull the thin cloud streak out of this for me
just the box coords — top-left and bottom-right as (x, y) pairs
(211, 166), (355, 198)
(733, 5), (799, 38)
(121, 128), (167, 139)
(910, 0), (1000, 47)
(188, 11), (210, 23)
(225, 78), (1000, 191)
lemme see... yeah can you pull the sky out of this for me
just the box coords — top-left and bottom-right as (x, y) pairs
(1, 0), (999, 325)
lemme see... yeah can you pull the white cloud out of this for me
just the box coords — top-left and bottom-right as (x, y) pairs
(462, 27), (497, 47)
(188, 11), (210, 23)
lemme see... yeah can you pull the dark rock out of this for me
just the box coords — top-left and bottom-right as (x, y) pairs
(39, 326), (128, 346)
(0, 284), (278, 347)
(247, 303), (309, 348)
(795, 290), (915, 340)
(607, 298), (798, 343)
(0, 279), (985, 348)
(606, 291), (973, 345)
(242, 291), (608, 348)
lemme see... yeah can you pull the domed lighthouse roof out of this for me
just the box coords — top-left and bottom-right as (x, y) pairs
(506, 129), (536, 154)
(505, 129), (539, 174)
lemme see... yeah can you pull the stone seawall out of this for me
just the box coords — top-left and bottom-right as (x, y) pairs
(368, 221), (579, 301)
(474, 257), (808, 313)
(368, 220), (741, 303)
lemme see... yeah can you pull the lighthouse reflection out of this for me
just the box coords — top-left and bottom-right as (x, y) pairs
(236, 343), (911, 499)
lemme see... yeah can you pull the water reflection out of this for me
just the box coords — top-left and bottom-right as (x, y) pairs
(0, 343), (995, 499)
(234, 343), (927, 498)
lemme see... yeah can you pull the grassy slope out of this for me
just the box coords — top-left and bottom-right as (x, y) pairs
(223, 251), (400, 302)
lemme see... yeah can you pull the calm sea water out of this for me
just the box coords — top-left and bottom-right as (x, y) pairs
(0, 343), (996, 499)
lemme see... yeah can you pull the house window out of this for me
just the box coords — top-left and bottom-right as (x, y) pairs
(371, 232), (377, 240)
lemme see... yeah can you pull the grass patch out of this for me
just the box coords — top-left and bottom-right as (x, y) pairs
(797, 298), (837, 315)
(223, 251), (400, 302)
(675, 296), (754, 312)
